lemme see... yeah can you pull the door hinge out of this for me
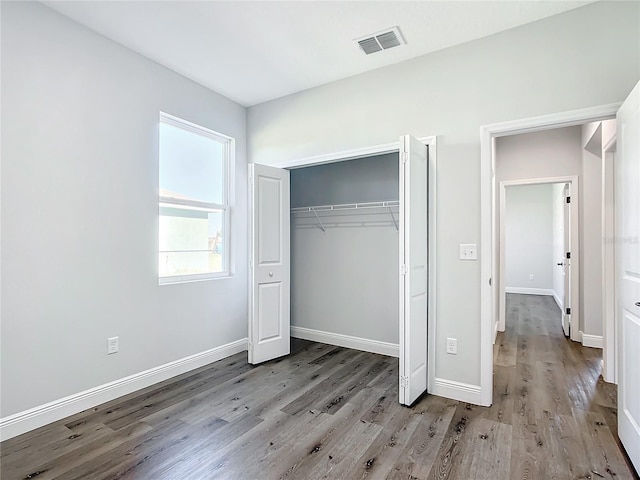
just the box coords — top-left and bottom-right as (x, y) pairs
(566, 308), (571, 315)
(249, 259), (254, 269)
(566, 196), (571, 203)
(248, 342), (253, 352)
(401, 152), (408, 164)
(566, 252), (571, 259)
(401, 264), (407, 276)
(489, 277), (492, 286)
(400, 376), (408, 388)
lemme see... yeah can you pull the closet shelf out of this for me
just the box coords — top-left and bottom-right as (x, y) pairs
(290, 200), (399, 214)
(291, 201), (399, 232)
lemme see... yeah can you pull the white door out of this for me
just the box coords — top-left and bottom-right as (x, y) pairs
(248, 164), (290, 364)
(616, 81), (640, 471)
(399, 135), (429, 406)
(561, 184), (572, 337)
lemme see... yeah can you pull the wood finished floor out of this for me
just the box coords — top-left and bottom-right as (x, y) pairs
(2, 294), (638, 480)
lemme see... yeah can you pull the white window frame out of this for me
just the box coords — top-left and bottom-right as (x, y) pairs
(158, 112), (234, 285)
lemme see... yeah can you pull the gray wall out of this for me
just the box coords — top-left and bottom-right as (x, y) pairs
(1, 2), (248, 417)
(290, 154), (399, 345)
(290, 153), (398, 208)
(505, 185), (554, 291)
(248, 1), (639, 386)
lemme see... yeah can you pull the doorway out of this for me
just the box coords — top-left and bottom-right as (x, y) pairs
(479, 103), (619, 407)
(498, 179), (578, 342)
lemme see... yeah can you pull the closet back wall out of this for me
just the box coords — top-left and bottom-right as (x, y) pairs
(290, 154), (400, 350)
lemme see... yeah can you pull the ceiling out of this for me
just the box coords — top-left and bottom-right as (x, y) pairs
(43, 1), (595, 107)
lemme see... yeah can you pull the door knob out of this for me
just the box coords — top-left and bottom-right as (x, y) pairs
(268, 272), (274, 277)
(557, 262), (564, 266)
(635, 301), (640, 307)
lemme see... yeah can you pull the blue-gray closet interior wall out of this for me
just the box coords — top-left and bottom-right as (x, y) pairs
(290, 153), (400, 348)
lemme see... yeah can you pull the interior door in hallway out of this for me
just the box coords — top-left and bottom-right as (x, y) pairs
(616, 81), (640, 471)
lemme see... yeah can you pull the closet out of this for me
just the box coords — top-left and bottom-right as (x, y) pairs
(249, 134), (430, 406)
(289, 153), (400, 351)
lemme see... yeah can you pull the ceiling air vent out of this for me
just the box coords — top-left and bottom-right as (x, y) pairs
(355, 26), (405, 55)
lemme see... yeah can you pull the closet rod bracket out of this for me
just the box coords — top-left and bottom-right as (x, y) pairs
(311, 207), (326, 233)
(389, 206), (399, 231)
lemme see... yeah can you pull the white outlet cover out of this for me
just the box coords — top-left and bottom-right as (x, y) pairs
(107, 336), (119, 355)
(459, 244), (477, 261)
(446, 337), (457, 354)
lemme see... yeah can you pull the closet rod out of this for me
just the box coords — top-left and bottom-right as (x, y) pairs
(290, 200), (399, 214)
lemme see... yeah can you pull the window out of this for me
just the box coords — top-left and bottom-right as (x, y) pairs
(159, 113), (233, 283)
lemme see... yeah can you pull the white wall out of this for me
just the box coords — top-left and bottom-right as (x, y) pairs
(581, 127), (604, 337)
(247, 1), (639, 387)
(495, 127), (583, 182)
(290, 155), (399, 345)
(505, 185), (554, 292)
(552, 183), (566, 308)
(1, 2), (248, 417)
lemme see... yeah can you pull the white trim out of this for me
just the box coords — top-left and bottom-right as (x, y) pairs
(277, 141), (400, 169)
(480, 102), (620, 408)
(582, 333), (604, 349)
(427, 138), (437, 395)
(0, 338), (248, 441)
(291, 326), (399, 358)
(553, 291), (563, 310)
(431, 378), (482, 405)
(281, 136), (437, 397)
(159, 111), (234, 142)
(505, 287), (555, 296)
(602, 145), (617, 383)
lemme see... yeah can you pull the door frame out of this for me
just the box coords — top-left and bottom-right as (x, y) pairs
(280, 136), (437, 394)
(602, 136), (617, 383)
(497, 177), (580, 343)
(480, 103), (620, 406)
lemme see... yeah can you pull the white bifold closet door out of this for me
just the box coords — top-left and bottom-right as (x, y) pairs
(399, 135), (429, 406)
(248, 163), (290, 364)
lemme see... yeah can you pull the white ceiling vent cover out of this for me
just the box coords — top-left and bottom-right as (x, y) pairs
(355, 26), (405, 55)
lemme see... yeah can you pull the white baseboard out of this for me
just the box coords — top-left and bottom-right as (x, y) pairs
(581, 332), (603, 349)
(431, 377), (482, 405)
(505, 287), (555, 296)
(552, 292), (563, 310)
(291, 326), (399, 358)
(493, 321), (499, 344)
(0, 338), (248, 441)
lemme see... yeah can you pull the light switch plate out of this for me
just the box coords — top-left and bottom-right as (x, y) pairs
(459, 244), (477, 260)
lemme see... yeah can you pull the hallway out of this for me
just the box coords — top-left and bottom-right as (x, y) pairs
(494, 293), (637, 479)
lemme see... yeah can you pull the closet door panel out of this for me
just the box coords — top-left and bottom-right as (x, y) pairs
(249, 163), (290, 364)
(399, 135), (429, 406)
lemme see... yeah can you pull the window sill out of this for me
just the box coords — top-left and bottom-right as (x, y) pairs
(159, 272), (233, 286)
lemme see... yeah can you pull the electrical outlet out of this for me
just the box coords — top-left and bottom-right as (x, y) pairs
(446, 337), (457, 355)
(107, 337), (119, 355)
(459, 244), (477, 261)
(529, 274), (535, 281)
